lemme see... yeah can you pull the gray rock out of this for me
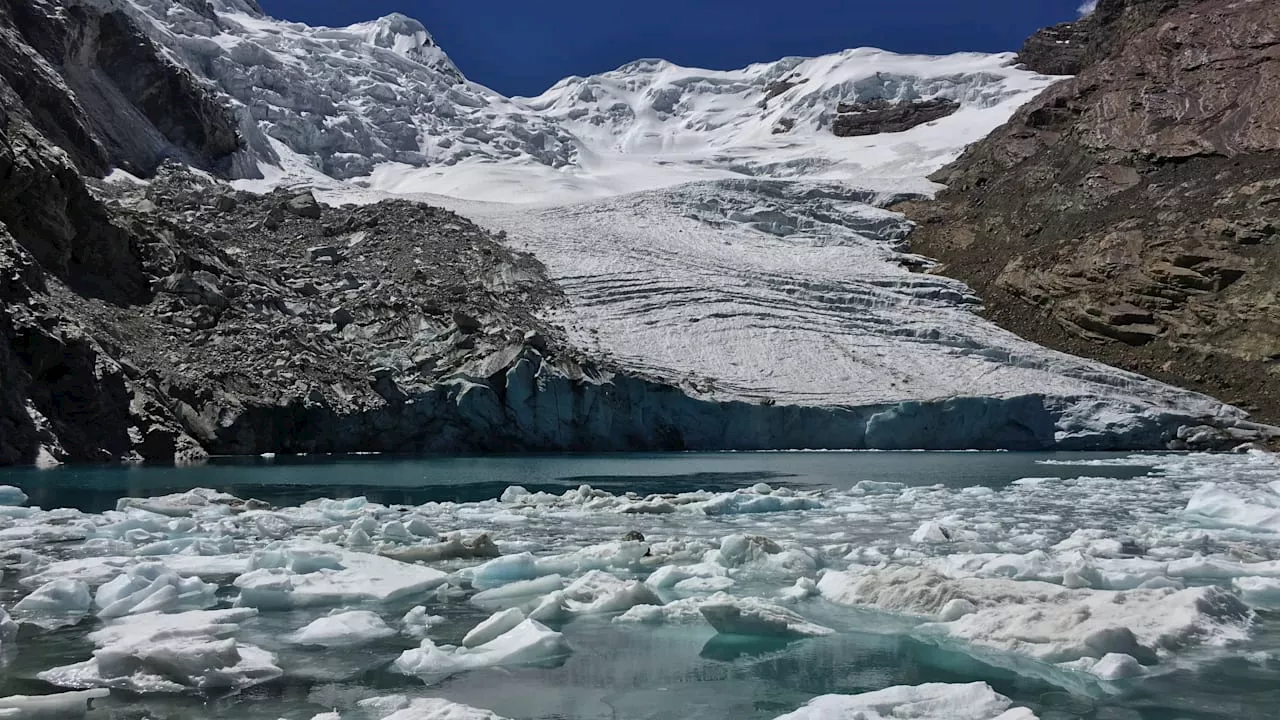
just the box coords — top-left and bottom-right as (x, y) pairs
(286, 191), (323, 219)
(261, 206), (285, 230)
(158, 271), (229, 309)
(331, 306), (354, 328)
(305, 245), (344, 264)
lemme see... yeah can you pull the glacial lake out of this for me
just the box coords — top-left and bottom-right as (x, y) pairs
(0, 451), (1277, 720)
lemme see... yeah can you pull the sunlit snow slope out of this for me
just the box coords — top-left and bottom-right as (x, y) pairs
(107, 0), (1255, 446)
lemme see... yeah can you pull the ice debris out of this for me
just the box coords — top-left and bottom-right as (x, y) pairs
(289, 610), (397, 646)
(770, 682), (1038, 720)
(39, 608), (281, 694)
(393, 619), (569, 678)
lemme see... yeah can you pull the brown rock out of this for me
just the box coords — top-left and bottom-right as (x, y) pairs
(906, 0), (1280, 425)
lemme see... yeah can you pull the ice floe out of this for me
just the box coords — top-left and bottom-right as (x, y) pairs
(39, 608), (281, 694)
(393, 619), (570, 679)
(289, 610), (398, 646)
(4, 449), (1280, 716)
(770, 682), (1038, 720)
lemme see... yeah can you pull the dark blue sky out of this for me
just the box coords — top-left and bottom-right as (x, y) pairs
(259, 1), (1084, 97)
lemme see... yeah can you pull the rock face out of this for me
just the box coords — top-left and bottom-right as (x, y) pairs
(0, 0), (243, 177)
(831, 98), (959, 137)
(1015, 19), (1093, 76)
(904, 0), (1280, 423)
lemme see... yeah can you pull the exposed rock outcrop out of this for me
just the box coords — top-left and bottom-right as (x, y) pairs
(831, 98), (959, 137)
(1016, 19), (1093, 76)
(905, 0), (1280, 423)
(0, 0), (243, 177)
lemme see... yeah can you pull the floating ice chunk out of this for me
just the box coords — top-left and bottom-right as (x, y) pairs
(469, 553), (541, 590)
(852, 480), (907, 495)
(0, 689), (109, 718)
(712, 535), (818, 579)
(39, 608), (281, 694)
(820, 566), (1251, 665)
(358, 695), (411, 716)
(289, 610), (397, 646)
(771, 682), (1038, 720)
(471, 575), (565, 605)
(618, 499), (676, 514)
(939, 598), (978, 621)
(0, 486), (28, 506)
(526, 590), (570, 623)
(702, 492), (820, 516)
(912, 521), (972, 544)
(462, 607), (525, 648)
(380, 698), (511, 720)
(674, 576), (736, 594)
(1167, 554), (1280, 581)
(251, 546), (346, 574)
(700, 597), (832, 638)
(1090, 652), (1145, 680)
(0, 608), (16, 648)
(402, 606), (445, 638)
(778, 577), (819, 603)
(13, 579), (92, 627)
(304, 496), (370, 522)
(19, 557), (132, 590)
(562, 571), (661, 614)
(382, 534), (500, 563)
(1184, 483), (1280, 532)
(499, 486), (531, 504)
(116, 488), (240, 517)
(1233, 577), (1280, 610)
(393, 619), (569, 677)
(404, 515), (439, 539)
(715, 534), (782, 566)
(645, 565), (692, 589)
(613, 596), (710, 625)
(234, 544), (447, 609)
(534, 541), (651, 576)
(644, 562), (727, 590)
(345, 527), (374, 548)
(95, 564), (217, 618)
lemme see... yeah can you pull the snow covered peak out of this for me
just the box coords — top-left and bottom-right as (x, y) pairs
(346, 13), (457, 75)
(97, 0), (1062, 200)
(206, 0), (264, 15)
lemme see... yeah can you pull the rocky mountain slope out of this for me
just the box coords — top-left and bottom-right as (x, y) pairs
(903, 0), (1280, 426)
(0, 0), (1271, 465)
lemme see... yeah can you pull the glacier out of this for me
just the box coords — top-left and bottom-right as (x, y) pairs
(54, 0), (1265, 451)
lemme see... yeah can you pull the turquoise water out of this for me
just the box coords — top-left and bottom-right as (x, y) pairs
(0, 452), (1276, 720)
(2, 451), (1150, 511)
